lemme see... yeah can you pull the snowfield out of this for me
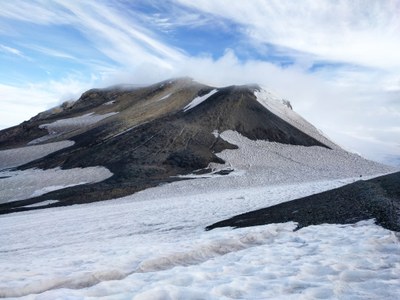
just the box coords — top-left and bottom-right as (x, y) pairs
(0, 180), (399, 299)
(0, 141), (113, 204)
(28, 112), (118, 145)
(0, 140), (74, 170)
(39, 112), (118, 134)
(0, 131), (398, 299)
(0, 167), (113, 204)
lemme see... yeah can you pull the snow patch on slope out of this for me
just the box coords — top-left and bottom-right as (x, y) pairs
(254, 88), (339, 149)
(158, 93), (171, 101)
(183, 89), (218, 112)
(103, 100), (116, 105)
(40, 112), (118, 133)
(29, 112), (118, 144)
(23, 200), (59, 208)
(0, 140), (74, 170)
(0, 167), (113, 204)
(207, 130), (394, 185)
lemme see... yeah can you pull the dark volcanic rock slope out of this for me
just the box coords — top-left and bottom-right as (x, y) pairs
(0, 78), (346, 213)
(206, 171), (400, 232)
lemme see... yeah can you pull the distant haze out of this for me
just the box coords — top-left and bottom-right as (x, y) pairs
(0, 1), (399, 166)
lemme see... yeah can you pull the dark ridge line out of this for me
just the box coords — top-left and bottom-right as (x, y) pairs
(206, 172), (400, 232)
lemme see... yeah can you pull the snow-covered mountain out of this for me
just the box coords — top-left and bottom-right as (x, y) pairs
(0, 78), (399, 299)
(0, 77), (393, 213)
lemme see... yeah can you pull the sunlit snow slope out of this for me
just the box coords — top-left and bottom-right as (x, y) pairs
(254, 88), (339, 149)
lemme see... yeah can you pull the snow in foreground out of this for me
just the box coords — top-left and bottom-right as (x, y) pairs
(0, 178), (399, 299)
(0, 130), (398, 298)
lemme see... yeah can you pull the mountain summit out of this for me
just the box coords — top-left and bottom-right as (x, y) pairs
(0, 78), (393, 213)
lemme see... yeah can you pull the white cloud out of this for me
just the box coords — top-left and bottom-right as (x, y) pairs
(0, 74), (97, 129)
(55, 1), (185, 69)
(176, 0), (400, 71)
(135, 2), (230, 33)
(0, 0), (69, 25)
(0, 1), (185, 67)
(0, 83), (55, 128)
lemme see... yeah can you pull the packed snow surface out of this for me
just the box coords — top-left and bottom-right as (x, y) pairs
(0, 179), (399, 299)
(0, 130), (398, 299)
(0, 166), (113, 204)
(0, 140), (74, 170)
(254, 88), (339, 149)
(183, 89), (218, 112)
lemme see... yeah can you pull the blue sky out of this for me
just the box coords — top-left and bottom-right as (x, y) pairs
(0, 0), (399, 166)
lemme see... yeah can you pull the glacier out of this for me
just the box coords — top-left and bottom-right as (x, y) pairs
(0, 130), (398, 299)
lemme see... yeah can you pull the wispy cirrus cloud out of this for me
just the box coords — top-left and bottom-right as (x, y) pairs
(1, 1), (185, 68)
(176, 0), (400, 71)
(26, 45), (77, 60)
(57, 1), (185, 68)
(0, 44), (30, 60)
(0, 44), (23, 56)
(0, 0), (69, 25)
